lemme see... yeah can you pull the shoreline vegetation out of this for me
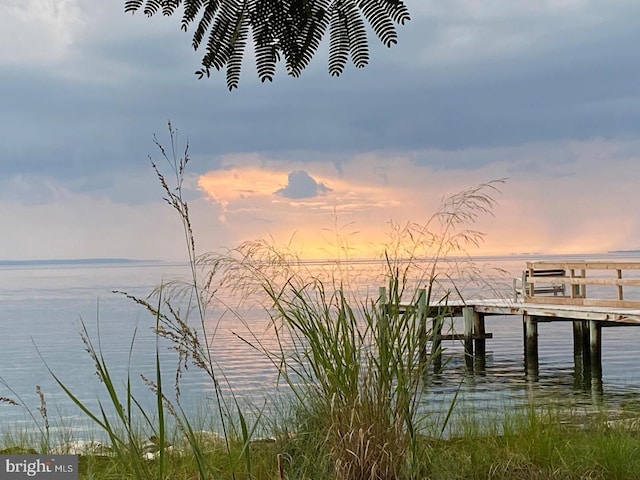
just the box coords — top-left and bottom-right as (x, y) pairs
(4, 405), (640, 479)
(2, 125), (639, 479)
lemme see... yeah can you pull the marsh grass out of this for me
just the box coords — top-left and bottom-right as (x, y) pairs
(87, 123), (505, 478)
(424, 404), (640, 480)
(32, 123), (260, 479)
(5, 403), (640, 479)
(263, 279), (428, 479)
(14, 123), (637, 479)
(188, 170), (506, 478)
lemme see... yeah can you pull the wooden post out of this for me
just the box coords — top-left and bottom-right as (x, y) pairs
(589, 320), (603, 395)
(462, 307), (474, 356)
(378, 286), (387, 322)
(573, 320), (590, 389)
(572, 321), (583, 358)
(571, 268), (588, 298)
(463, 307), (474, 370)
(473, 311), (486, 372)
(617, 269), (623, 300)
(473, 312), (486, 357)
(432, 316), (443, 372)
(378, 286), (387, 307)
(378, 286), (388, 353)
(417, 289), (427, 362)
(589, 320), (602, 368)
(523, 314), (539, 374)
(581, 320), (591, 367)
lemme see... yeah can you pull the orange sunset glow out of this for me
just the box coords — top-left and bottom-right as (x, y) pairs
(190, 147), (640, 261)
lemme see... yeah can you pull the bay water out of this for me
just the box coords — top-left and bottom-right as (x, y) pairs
(2, 253), (640, 439)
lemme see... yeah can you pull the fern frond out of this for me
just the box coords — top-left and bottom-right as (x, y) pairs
(143, 0), (162, 16)
(359, 0), (396, 47)
(124, 0), (411, 87)
(380, 0), (410, 25)
(193, 1), (222, 50)
(278, 0), (308, 76)
(225, 3), (250, 90)
(328, 2), (350, 76)
(181, 0), (204, 31)
(124, 0), (144, 14)
(344, 1), (369, 67)
(162, 0), (182, 17)
(252, 0), (279, 82)
(202, 0), (246, 73)
(286, 0), (331, 77)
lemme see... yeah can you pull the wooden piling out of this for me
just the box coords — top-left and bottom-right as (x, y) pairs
(523, 314), (539, 373)
(462, 307), (475, 371)
(378, 286), (389, 355)
(432, 316), (443, 372)
(473, 310), (487, 372)
(378, 258), (640, 380)
(473, 311), (486, 357)
(581, 320), (591, 366)
(462, 307), (474, 357)
(589, 320), (602, 367)
(572, 320), (583, 357)
(417, 289), (427, 362)
(378, 286), (387, 314)
(573, 320), (586, 388)
(617, 269), (624, 300)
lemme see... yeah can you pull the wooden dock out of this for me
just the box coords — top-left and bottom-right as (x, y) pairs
(383, 260), (640, 385)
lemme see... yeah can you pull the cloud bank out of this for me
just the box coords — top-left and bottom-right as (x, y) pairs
(1, 1), (640, 259)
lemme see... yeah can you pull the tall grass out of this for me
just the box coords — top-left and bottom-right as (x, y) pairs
(29, 123), (263, 479)
(144, 123), (504, 478)
(187, 158), (504, 478)
(23, 122), (504, 479)
(40, 297), (174, 479)
(9, 123), (640, 479)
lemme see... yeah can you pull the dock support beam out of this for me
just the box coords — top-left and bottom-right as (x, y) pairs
(589, 320), (601, 365)
(523, 314), (539, 376)
(573, 320), (586, 388)
(572, 320), (603, 393)
(462, 307), (475, 370)
(589, 321), (602, 390)
(474, 311), (486, 371)
(461, 307), (488, 372)
(417, 289), (427, 363)
(473, 312), (486, 356)
(432, 316), (443, 372)
(581, 320), (590, 364)
(572, 321), (583, 358)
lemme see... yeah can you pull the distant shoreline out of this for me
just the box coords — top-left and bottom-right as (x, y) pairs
(1, 251), (638, 268)
(0, 258), (159, 266)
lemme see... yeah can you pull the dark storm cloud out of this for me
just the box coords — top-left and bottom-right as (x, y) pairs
(275, 170), (331, 199)
(3, 0), (640, 202)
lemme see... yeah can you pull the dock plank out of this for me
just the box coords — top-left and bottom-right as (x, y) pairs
(464, 298), (640, 324)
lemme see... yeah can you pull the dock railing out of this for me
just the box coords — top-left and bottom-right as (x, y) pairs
(523, 261), (640, 308)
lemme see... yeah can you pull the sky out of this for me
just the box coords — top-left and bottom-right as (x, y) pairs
(1, 0), (640, 261)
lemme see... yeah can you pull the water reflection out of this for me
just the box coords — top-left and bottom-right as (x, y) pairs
(423, 338), (610, 412)
(3, 255), (640, 435)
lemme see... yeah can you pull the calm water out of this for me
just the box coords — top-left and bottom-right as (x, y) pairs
(2, 253), (640, 437)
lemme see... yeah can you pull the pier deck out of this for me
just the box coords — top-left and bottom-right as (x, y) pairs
(454, 298), (640, 326)
(383, 260), (640, 384)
